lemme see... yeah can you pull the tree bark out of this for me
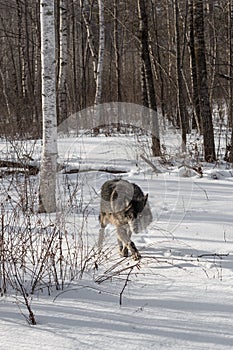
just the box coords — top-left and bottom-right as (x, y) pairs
(194, 0), (216, 162)
(57, 0), (68, 125)
(94, 0), (105, 106)
(151, 3), (165, 121)
(174, 0), (187, 152)
(189, 0), (201, 132)
(228, 1), (233, 127)
(113, 0), (122, 102)
(80, 0), (98, 82)
(228, 2), (233, 163)
(39, 0), (58, 213)
(137, 0), (161, 156)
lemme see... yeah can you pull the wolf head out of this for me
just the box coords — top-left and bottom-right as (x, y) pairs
(124, 193), (152, 233)
(100, 179), (153, 233)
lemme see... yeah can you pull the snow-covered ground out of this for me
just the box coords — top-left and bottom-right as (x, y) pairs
(1, 133), (233, 349)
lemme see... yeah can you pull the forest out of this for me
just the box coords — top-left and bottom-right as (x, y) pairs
(1, 2), (233, 342)
(0, 0), (233, 162)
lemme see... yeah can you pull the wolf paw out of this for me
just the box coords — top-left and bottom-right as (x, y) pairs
(129, 242), (141, 260)
(120, 246), (129, 257)
(132, 252), (141, 260)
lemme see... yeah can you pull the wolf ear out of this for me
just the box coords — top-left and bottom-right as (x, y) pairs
(144, 194), (148, 206)
(125, 201), (132, 212)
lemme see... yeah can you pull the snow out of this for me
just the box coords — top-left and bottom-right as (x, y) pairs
(1, 133), (233, 349)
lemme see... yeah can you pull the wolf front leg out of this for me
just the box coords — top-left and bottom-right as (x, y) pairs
(117, 238), (129, 257)
(117, 226), (141, 260)
(98, 213), (107, 250)
(128, 241), (141, 260)
(98, 227), (105, 250)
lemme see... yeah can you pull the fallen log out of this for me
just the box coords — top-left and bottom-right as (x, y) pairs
(0, 160), (128, 176)
(0, 160), (39, 175)
(63, 167), (127, 174)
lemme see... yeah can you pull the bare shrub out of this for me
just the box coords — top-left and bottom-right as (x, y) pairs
(0, 170), (101, 324)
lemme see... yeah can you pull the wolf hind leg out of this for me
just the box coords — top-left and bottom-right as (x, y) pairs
(126, 227), (141, 260)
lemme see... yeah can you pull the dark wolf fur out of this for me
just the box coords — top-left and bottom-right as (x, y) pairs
(98, 179), (152, 260)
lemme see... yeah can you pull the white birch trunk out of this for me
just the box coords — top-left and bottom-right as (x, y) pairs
(94, 0), (105, 106)
(0, 68), (11, 121)
(58, 0), (68, 124)
(38, 0), (58, 213)
(80, 0), (98, 79)
(80, 0), (105, 108)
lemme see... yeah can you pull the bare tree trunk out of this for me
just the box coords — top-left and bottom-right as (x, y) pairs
(174, 0), (187, 152)
(39, 0), (58, 213)
(16, 0), (26, 129)
(165, 0), (175, 123)
(228, 2), (233, 163)
(94, 0), (105, 106)
(113, 0), (122, 102)
(57, 0), (68, 124)
(0, 68), (11, 120)
(207, 1), (217, 105)
(80, 0), (104, 107)
(151, 3), (165, 121)
(228, 1), (233, 127)
(138, 0), (161, 156)
(194, 0), (216, 162)
(80, 0), (98, 87)
(71, 0), (76, 111)
(16, 0), (26, 99)
(189, 0), (201, 132)
(140, 64), (149, 108)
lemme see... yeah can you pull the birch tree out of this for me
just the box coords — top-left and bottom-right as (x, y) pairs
(94, 0), (105, 106)
(80, 0), (104, 107)
(57, 0), (68, 124)
(80, 0), (98, 82)
(113, 0), (121, 102)
(38, 0), (58, 213)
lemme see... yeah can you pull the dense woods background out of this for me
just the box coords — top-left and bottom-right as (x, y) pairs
(0, 0), (233, 160)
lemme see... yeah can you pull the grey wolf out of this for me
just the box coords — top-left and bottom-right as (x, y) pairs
(98, 179), (152, 260)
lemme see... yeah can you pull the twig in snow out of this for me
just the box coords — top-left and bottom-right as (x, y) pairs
(197, 252), (229, 259)
(140, 154), (162, 173)
(194, 182), (209, 200)
(178, 162), (203, 177)
(119, 266), (134, 306)
(14, 273), (37, 325)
